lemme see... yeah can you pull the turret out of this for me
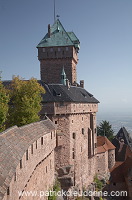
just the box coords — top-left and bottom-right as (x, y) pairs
(61, 67), (66, 85)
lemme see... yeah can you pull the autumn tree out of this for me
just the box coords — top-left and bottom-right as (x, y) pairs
(0, 77), (9, 132)
(8, 76), (45, 127)
(97, 120), (114, 141)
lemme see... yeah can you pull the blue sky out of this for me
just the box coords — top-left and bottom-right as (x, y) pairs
(0, 0), (132, 114)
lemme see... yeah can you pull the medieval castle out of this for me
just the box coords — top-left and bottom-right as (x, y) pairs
(0, 19), (120, 200)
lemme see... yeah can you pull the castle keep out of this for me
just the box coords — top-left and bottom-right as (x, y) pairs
(37, 19), (100, 190)
(0, 19), (116, 200)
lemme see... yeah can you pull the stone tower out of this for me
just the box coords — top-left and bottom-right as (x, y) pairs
(37, 19), (99, 192)
(37, 19), (80, 84)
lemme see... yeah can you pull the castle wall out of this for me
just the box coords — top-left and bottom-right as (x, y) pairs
(96, 151), (109, 178)
(69, 113), (97, 188)
(20, 151), (55, 200)
(2, 124), (56, 200)
(54, 115), (71, 168)
(52, 104), (98, 190)
(40, 102), (98, 116)
(108, 149), (115, 169)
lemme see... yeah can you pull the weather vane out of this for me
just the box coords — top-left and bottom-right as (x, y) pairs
(56, 15), (60, 19)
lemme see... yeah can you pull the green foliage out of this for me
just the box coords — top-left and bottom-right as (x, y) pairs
(97, 120), (114, 141)
(75, 197), (90, 200)
(0, 79), (9, 132)
(75, 197), (84, 200)
(48, 180), (61, 200)
(48, 192), (56, 200)
(94, 175), (103, 191)
(53, 180), (61, 192)
(7, 76), (45, 127)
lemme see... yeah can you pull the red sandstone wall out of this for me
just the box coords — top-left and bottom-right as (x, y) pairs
(40, 102), (100, 191)
(3, 131), (56, 200)
(40, 102), (98, 116)
(38, 46), (78, 84)
(96, 151), (109, 178)
(53, 108), (98, 191)
(54, 115), (71, 168)
(108, 149), (115, 169)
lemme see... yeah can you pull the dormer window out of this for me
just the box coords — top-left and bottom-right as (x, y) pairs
(81, 91), (86, 98)
(53, 89), (61, 97)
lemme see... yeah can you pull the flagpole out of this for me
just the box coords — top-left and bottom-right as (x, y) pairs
(54, 0), (56, 22)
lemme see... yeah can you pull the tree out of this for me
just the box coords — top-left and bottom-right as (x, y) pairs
(8, 76), (45, 127)
(97, 120), (114, 141)
(0, 77), (9, 132)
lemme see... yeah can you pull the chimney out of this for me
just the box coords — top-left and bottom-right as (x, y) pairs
(48, 24), (51, 38)
(73, 81), (78, 87)
(80, 80), (84, 88)
(66, 79), (71, 90)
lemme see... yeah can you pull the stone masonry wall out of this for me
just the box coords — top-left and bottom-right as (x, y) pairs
(38, 46), (78, 84)
(54, 115), (71, 168)
(2, 126), (56, 200)
(52, 107), (98, 191)
(40, 102), (99, 191)
(108, 149), (115, 169)
(40, 102), (98, 117)
(54, 102), (98, 115)
(96, 151), (109, 178)
(20, 151), (55, 200)
(69, 113), (97, 189)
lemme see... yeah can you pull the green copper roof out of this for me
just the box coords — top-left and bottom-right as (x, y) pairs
(37, 19), (80, 48)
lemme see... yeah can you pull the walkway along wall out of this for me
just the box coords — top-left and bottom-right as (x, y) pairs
(0, 118), (56, 200)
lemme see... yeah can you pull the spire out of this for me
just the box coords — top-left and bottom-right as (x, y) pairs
(61, 67), (66, 85)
